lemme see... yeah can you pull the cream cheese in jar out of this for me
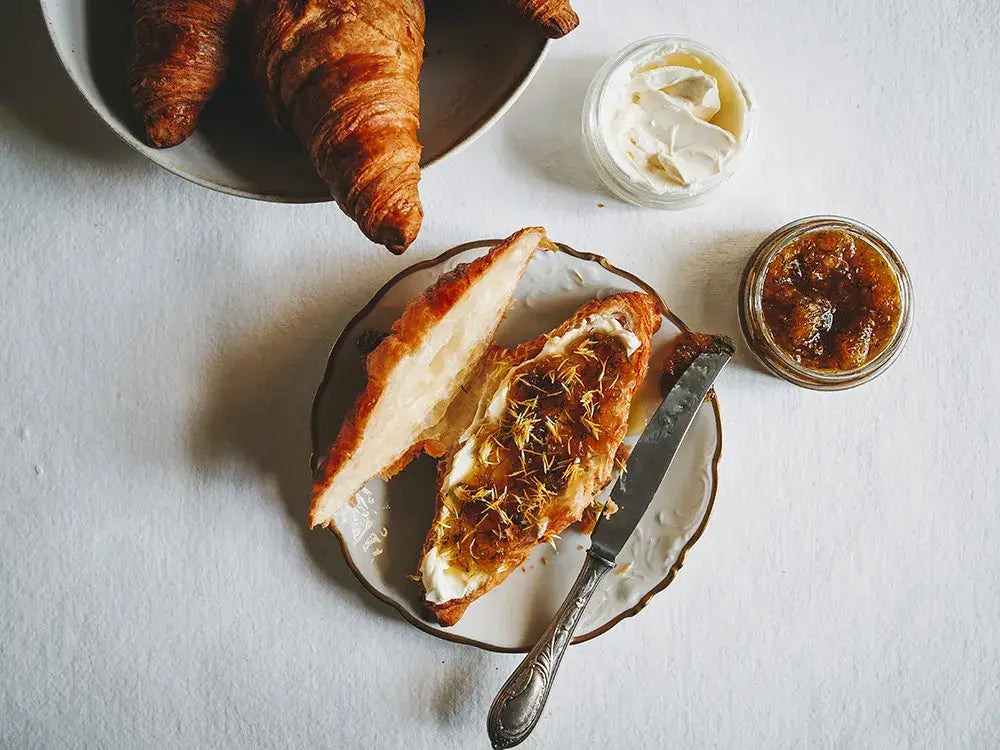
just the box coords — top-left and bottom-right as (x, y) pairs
(584, 37), (752, 208)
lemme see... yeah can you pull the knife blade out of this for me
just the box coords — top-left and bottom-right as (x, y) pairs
(590, 334), (735, 565)
(487, 333), (734, 750)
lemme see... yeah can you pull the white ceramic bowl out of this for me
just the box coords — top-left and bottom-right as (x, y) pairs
(312, 239), (724, 652)
(39, 0), (548, 201)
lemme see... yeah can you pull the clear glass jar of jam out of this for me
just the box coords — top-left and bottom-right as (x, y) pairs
(739, 216), (913, 390)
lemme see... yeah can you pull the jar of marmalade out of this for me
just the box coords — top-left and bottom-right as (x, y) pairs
(739, 216), (913, 390)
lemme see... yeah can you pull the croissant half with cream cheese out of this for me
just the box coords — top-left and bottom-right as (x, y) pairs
(128, 0), (244, 148)
(254, 0), (425, 253)
(420, 292), (659, 626)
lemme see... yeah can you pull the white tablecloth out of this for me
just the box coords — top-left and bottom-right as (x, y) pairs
(2, 0), (998, 747)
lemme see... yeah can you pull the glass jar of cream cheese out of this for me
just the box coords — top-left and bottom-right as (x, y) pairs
(583, 36), (753, 209)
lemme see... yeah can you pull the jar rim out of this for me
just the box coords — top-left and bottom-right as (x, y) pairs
(739, 215), (914, 391)
(581, 35), (753, 210)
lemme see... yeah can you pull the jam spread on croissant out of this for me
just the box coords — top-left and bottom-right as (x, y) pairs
(436, 331), (630, 574)
(761, 229), (901, 372)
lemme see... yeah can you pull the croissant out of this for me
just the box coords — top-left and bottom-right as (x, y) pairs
(254, 0), (425, 253)
(420, 293), (659, 626)
(127, 0), (243, 148)
(309, 228), (547, 528)
(504, 0), (578, 38)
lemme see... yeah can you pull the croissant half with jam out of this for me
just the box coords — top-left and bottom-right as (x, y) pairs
(254, 0), (425, 253)
(419, 292), (660, 626)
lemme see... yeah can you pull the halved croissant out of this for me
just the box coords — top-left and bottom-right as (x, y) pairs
(254, 0), (425, 253)
(309, 228), (548, 528)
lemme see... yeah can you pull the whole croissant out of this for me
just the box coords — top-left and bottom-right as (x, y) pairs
(254, 0), (425, 253)
(127, 0), (243, 148)
(504, 0), (578, 38)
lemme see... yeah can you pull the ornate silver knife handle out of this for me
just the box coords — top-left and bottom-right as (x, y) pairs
(487, 551), (614, 749)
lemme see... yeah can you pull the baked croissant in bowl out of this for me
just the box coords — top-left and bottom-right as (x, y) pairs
(502, 0), (579, 38)
(125, 0), (579, 251)
(127, 0), (245, 148)
(253, 0), (425, 253)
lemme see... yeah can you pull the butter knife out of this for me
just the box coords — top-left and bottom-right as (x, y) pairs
(487, 335), (735, 749)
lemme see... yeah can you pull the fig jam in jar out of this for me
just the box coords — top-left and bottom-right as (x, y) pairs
(740, 216), (912, 390)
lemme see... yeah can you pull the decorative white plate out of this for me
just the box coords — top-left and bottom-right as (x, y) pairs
(39, 0), (548, 201)
(311, 240), (723, 652)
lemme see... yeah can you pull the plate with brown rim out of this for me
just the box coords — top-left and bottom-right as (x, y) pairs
(311, 239), (723, 652)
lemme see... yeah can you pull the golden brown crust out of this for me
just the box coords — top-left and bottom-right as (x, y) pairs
(127, 0), (243, 148)
(504, 0), (579, 38)
(254, 0), (425, 252)
(428, 598), (472, 628)
(309, 228), (546, 528)
(421, 292), (661, 625)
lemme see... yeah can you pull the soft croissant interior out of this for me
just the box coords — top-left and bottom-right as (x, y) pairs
(309, 229), (545, 527)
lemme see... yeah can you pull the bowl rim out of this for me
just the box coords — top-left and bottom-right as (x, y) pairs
(37, 0), (549, 203)
(309, 237), (725, 653)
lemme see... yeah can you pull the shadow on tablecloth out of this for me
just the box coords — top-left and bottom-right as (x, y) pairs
(190, 273), (395, 622)
(502, 55), (609, 199)
(675, 228), (777, 378)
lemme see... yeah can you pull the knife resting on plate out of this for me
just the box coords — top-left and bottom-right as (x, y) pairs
(486, 334), (735, 749)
